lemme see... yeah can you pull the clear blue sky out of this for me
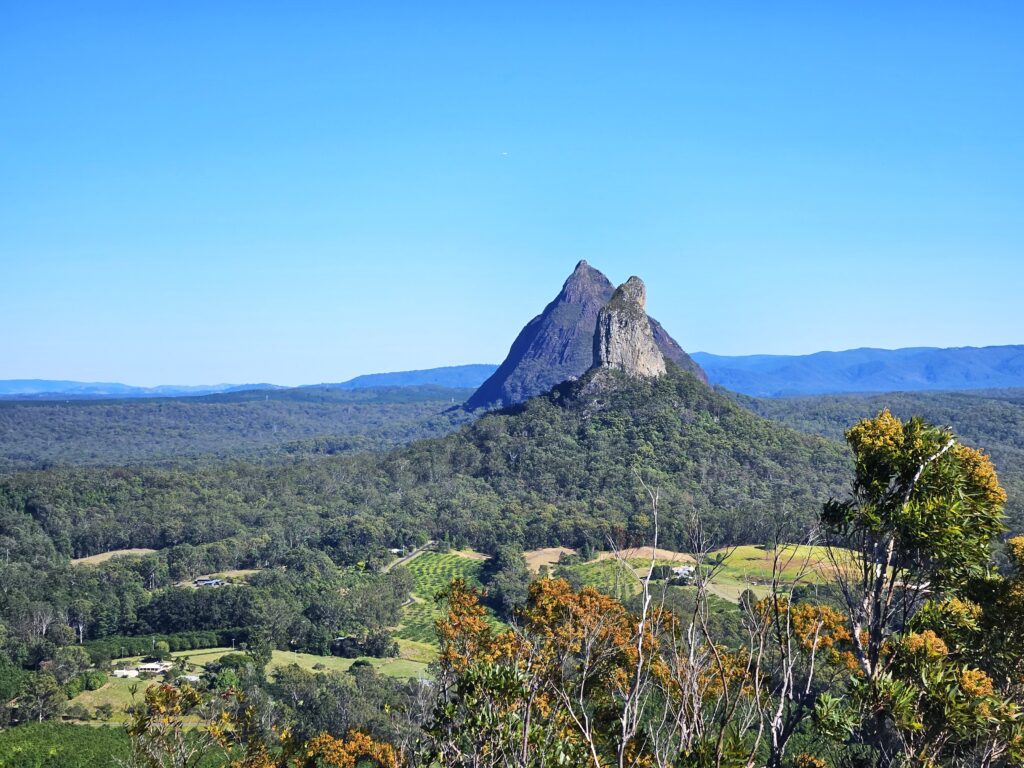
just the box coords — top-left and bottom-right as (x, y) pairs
(2, 2), (1022, 386)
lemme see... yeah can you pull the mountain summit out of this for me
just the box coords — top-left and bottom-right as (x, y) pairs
(465, 262), (703, 410)
(594, 277), (666, 378)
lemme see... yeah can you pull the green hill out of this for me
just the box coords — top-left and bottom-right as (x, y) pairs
(0, 366), (849, 565)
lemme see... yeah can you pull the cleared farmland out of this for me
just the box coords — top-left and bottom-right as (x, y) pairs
(395, 551), (502, 644)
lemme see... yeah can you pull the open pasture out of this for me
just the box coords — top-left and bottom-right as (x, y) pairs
(69, 642), (434, 722)
(711, 545), (850, 587)
(523, 546), (576, 573)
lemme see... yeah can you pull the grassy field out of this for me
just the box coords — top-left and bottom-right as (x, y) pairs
(172, 644), (434, 677)
(70, 641), (436, 722)
(523, 546), (576, 573)
(595, 547), (694, 564)
(395, 638), (439, 663)
(70, 548), (157, 566)
(711, 545), (847, 584)
(558, 545), (853, 605)
(68, 677), (141, 722)
(267, 649), (430, 679)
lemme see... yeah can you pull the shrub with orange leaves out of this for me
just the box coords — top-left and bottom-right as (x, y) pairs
(430, 576), (676, 767)
(296, 731), (399, 768)
(793, 755), (828, 768)
(959, 668), (995, 699)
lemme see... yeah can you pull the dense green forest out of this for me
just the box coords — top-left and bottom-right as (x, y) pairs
(0, 365), (846, 728)
(741, 388), (1024, 534)
(0, 386), (472, 469)
(0, 366), (848, 567)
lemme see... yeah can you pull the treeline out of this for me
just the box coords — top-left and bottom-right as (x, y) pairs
(82, 629), (249, 661)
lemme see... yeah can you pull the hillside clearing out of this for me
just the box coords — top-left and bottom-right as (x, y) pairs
(71, 548), (158, 566)
(395, 551), (505, 644)
(524, 546), (576, 572)
(559, 544), (857, 605)
(176, 569), (260, 587)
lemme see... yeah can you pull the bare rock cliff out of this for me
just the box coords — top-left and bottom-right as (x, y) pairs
(593, 277), (667, 378)
(464, 260), (614, 410)
(466, 262), (703, 410)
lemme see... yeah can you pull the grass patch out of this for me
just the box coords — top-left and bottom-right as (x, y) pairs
(267, 650), (429, 679)
(396, 638), (438, 664)
(711, 545), (849, 588)
(71, 548), (157, 566)
(72, 642), (435, 720)
(67, 677), (141, 723)
(523, 547), (576, 573)
(559, 545), (855, 605)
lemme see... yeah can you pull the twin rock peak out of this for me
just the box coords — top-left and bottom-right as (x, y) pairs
(465, 261), (705, 411)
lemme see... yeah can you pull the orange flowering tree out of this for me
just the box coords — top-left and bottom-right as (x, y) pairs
(426, 568), (861, 768)
(427, 577), (638, 767)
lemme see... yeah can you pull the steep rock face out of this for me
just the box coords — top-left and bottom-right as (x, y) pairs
(464, 261), (614, 410)
(593, 277), (666, 377)
(466, 261), (705, 410)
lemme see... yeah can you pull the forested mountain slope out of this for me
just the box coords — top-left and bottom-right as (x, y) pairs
(0, 366), (849, 565)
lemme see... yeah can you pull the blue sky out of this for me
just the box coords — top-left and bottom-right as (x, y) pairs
(1, 2), (1022, 386)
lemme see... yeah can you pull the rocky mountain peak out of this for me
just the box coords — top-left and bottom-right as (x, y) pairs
(464, 263), (704, 411)
(561, 259), (614, 302)
(593, 277), (667, 378)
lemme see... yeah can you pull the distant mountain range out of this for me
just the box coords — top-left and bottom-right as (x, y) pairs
(0, 370), (495, 400)
(692, 345), (1024, 397)
(0, 379), (282, 400)
(4, 344), (1023, 401)
(331, 364), (497, 390)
